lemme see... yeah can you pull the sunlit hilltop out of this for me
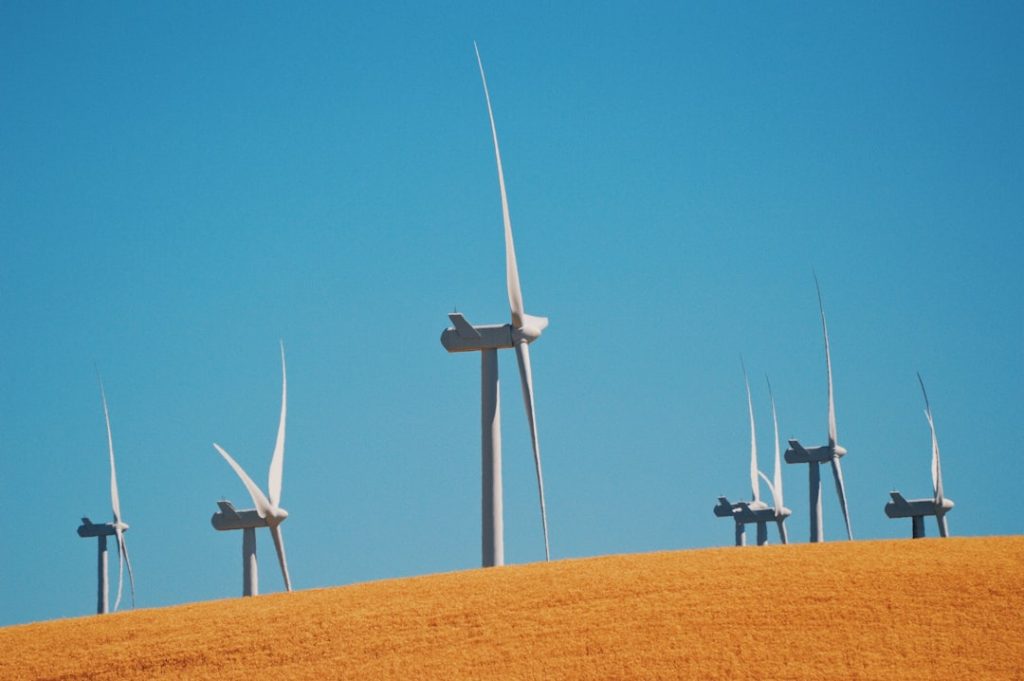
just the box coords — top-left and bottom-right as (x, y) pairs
(2, 536), (1021, 680)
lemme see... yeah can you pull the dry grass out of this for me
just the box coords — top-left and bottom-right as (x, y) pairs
(2, 536), (1022, 680)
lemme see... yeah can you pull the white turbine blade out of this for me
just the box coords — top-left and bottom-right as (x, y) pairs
(474, 41), (525, 328)
(514, 341), (551, 560)
(928, 410), (944, 505)
(121, 532), (136, 608)
(814, 274), (837, 448)
(213, 443), (274, 518)
(766, 375), (783, 511)
(829, 457), (853, 540)
(268, 341), (287, 508)
(758, 471), (780, 512)
(742, 360), (758, 503)
(115, 527), (136, 609)
(113, 526), (125, 612)
(269, 524), (293, 592)
(98, 378), (122, 525)
(918, 373), (943, 505)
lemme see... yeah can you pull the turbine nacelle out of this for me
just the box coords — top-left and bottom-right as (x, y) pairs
(884, 491), (954, 518)
(441, 314), (513, 352)
(211, 500), (288, 531)
(713, 496), (784, 523)
(784, 439), (846, 464)
(77, 517), (126, 538)
(441, 312), (548, 353)
(739, 499), (771, 513)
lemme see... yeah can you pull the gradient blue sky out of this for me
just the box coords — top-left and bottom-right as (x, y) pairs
(2, 2), (1021, 626)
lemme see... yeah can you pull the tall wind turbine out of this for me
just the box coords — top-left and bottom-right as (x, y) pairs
(77, 378), (136, 615)
(784, 276), (852, 542)
(211, 342), (293, 596)
(758, 376), (791, 543)
(439, 43), (550, 567)
(885, 374), (955, 537)
(713, 363), (784, 546)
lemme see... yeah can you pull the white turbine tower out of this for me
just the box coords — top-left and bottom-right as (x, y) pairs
(211, 342), (292, 596)
(784, 276), (852, 542)
(757, 376), (791, 543)
(77, 378), (136, 615)
(884, 374), (955, 537)
(439, 43), (550, 567)
(713, 363), (786, 546)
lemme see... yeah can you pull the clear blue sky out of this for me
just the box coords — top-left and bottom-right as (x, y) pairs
(2, 2), (1021, 626)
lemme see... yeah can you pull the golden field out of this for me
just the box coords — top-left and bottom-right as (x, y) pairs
(2, 536), (1022, 680)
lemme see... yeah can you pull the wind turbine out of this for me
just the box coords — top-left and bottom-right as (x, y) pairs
(439, 42), (550, 567)
(757, 376), (791, 543)
(77, 378), (136, 615)
(784, 276), (853, 542)
(210, 342), (292, 596)
(884, 374), (955, 537)
(713, 363), (784, 546)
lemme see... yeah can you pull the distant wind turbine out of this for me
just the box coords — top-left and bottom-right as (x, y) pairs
(77, 378), (136, 615)
(713, 362), (787, 546)
(784, 276), (853, 542)
(884, 374), (955, 537)
(439, 42), (550, 567)
(211, 342), (292, 596)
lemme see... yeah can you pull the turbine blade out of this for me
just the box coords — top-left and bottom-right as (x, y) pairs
(829, 457), (853, 540)
(213, 444), (274, 518)
(514, 341), (550, 560)
(758, 471), (780, 512)
(117, 528), (136, 609)
(742, 360), (758, 503)
(918, 373), (944, 505)
(98, 377), (122, 525)
(269, 524), (293, 592)
(474, 41), (525, 328)
(766, 375), (783, 510)
(814, 274), (838, 448)
(122, 535), (136, 609)
(268, 341), (287, 508)
(113, 526), (125, 612)
(929, 412), (943, 505)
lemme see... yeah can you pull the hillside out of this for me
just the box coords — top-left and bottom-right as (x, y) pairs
(2, 536), (1022, 680)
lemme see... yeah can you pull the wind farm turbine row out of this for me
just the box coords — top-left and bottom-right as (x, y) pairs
(81, 345), (293, 612)
(75, 43), (551, 613)
(72, 44), (957, 618)
(714, 281), (954, 546)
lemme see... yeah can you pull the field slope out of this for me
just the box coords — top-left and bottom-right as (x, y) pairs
(2, 536), (1022, 680)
